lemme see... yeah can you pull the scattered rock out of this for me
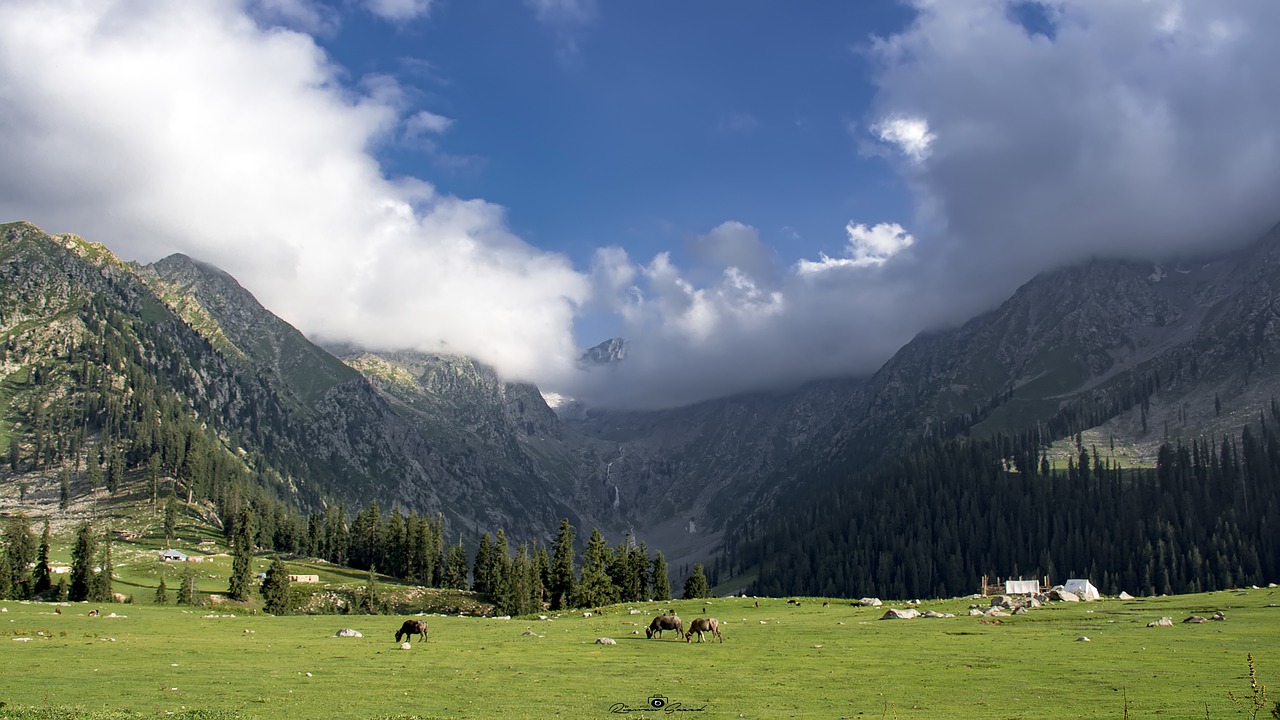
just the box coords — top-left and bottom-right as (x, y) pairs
(305, 672), (313, 677)
(1183, 615), (1208, 624)
(1147, 617), (1174, 627)
(1076, 636), (1091, 642)
(521, 631), (537, 636)
(990, 595), (1013, 609)
(629, 609), (641, 615)
(595, 637), (617, 645)
(13, 637), (31, 642)
(921, 611), (955, 618)
(335, 628), (363, 637)
(1118, 591), (1134, 600)
(879, 608), (920, 620)
(243, 629), (255, 634)
(1049, 589), (1080, 602)
(857, 598), (882, 607)
(582, 612), (593, 618)
(968, 609), (984, 616)
(400, 642), (411, 650)
(1212, 611), (1226, 621)
(1012, 606), (1028, 615)
(984, 608), (1010, 617)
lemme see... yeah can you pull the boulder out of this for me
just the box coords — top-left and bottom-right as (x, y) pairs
(879, 608), (920, 620)
(335, 628), (363, 637)
(921, 610), (955, 618)
(968, 608), (984, 616)
(595, 637), (617, 645)
(857, 598), (883, 607)
(990, 595), (1013, 608)
(1147, 617), (1174, 627)
(400, 642), (411, 650)
(1211, 611), (1226, 621)
(1012, 606), (1028, 615)
(984, 608), (1010, 617)
(1049, 589), (1080, 602)
(1183, 615), (1208, 623)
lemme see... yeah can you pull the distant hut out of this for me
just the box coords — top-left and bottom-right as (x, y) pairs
(159, 549), (188, 562)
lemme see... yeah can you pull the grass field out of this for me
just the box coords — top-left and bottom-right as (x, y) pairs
(1, 588), (1278, 720)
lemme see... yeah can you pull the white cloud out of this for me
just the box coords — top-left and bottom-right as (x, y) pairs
(0, 0), (587, 384)
(365, 0), (434, 23)
(867, 0), (1280, 277)
(404, 110), (453, 138)
(796, 223), (915, 274)
(872, 116), (935, 162)
(249, 0), (340, 35)
(526, 0), (596, 26)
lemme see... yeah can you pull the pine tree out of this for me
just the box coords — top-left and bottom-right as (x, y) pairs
(572, 528), (617, 608)
(493, 530), (512, 606)
(443, 540), (469, 590)
(154, 577), (169, 604)
(176, 566), (198, 606)
(106, 447), (123, 494)
(59, 469), (71, 511)
(69, 521), (97, 602)
(33, 519), (52, 595)
(652, 552), (671, 600)
(92, 534), (114, 602)
(228, 504), (255, 601)
(87, 456), (104, 490)
(472, 533), (494, 595)
(548, 519), (576, 610)
(363, 565), (380, 614)
(164, 499), (178, 546)
(3, 514), (35, 599)
(682, 563), (709, 599)
(0, 549), (11, 600)
(261, 558), (291, 615)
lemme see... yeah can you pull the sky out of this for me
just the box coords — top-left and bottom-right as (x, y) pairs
(2, 0), (1279, 409)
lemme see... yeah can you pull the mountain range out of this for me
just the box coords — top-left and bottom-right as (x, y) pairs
(4, 218), (1280, 589)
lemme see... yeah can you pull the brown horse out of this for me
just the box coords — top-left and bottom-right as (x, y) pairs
(645, 615), (683, 639)
(685, 617), (722, 643)
(395, 619), (428, 643)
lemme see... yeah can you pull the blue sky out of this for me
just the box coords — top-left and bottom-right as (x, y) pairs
(2, 0), (1279, 408)
(336, 1), (915, 276)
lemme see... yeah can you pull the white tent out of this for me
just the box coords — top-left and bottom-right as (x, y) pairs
(1064, 578), (1100, 601)
(1004, 579), (1039, 595)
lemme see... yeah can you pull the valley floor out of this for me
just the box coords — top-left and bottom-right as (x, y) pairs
(2, 588), (1278, 719)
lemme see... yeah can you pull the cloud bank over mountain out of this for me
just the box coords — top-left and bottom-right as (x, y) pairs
(1, 0), (1278, 409)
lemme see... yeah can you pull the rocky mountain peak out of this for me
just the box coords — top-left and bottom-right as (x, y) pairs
(580, 337), (628, 367)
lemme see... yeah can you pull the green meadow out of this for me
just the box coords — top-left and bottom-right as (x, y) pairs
(2, 588), (1278, 720)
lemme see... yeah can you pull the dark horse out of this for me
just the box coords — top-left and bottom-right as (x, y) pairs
(395, 619), (429, 643)
(645, 615), (683, 639)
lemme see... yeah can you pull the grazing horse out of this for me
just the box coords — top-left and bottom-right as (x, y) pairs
(645, 615), (683, 639)
(685, 617), (722, 643)
(395, 619), (429, 643)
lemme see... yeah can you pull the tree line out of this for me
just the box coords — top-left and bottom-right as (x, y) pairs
(727, 416), (1280, 600)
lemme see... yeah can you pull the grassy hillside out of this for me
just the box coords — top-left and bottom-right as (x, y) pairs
(1, 589), (1277, 719)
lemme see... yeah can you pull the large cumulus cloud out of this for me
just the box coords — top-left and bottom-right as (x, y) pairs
(568, 0), (1280, 408)
(0, 0), (588, 382)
